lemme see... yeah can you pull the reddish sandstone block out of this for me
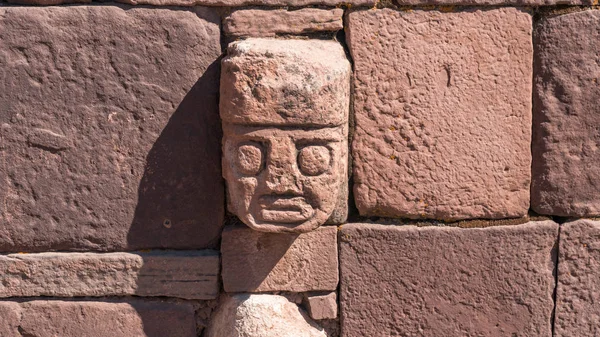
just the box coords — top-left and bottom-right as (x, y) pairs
(555, 219), (600, 336)
(0, 251), (219, 299)
(305, 292), (338, 320)
(339, 221), (558, 337)
(532, 10), (600, 217)
(221, 226), (338, 292)
(0, 300), (196, 337)
(223, 9), (343, 37)
(348, 9), (532, 221)
(0, 6), (223, 251)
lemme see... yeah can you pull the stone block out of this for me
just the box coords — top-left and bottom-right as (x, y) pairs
(221, 38), (350, 233)
(348, 9), (532, 221)
(532, 10), (600, 217)
(0, 300), (195, 337)
(339, 221), (558, 337)
(555, 219), (600, 336)
(206, 294), (326, 337)
(0, 6), (223, 252)
(221, 225), (338, 292)
(305, 292), (338, 320)
(0, 251), (219, 299)
(223, 9), (343, 37)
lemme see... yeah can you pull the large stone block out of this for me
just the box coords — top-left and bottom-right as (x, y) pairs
(555, 219), (600, 336)
(221, 225), (338, 292)
(532, 10), (600, 217)
(0, 6), (223, 252)
(0, 251), (219, 299)
(339, 221), (558, 337)
(223, 9), (343, 37)
(0, 300), (196, 337)
(348, 9), (532, 221)
(221, 38), (350, 233)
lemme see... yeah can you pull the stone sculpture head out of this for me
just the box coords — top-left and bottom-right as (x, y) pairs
(220, 38), (350, 233)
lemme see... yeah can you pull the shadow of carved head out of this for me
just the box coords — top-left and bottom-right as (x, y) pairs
(220, 38), (350, 233)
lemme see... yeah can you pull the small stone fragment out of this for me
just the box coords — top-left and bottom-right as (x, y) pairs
(555, 219), (600, 336)
(223, 9), (343, 37)
(305, 292), (338, 320)
(532, 10), (600, 217)
(339, 221), (557, 336)
(0, 251), (219, 299)
(205, 294), (327, 337)
(221, 226), (338, 292)
(349, 8), (532, 221)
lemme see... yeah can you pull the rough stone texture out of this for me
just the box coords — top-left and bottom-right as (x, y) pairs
(206, 294), (327, 337)
(0, 251), (219, 299)
(554, 219), (600, 336)
(393, 0), (588, 5)
(0, 6), (223, 252)
(305, 292), (338, 320)
(0, 300), (196, 337)
(118, 0), (374, 7)
(223, 9), (343, 37)
(339, 221), (558, 337)
(349, 9), (532, 221)
(221, 38), (350, 233)
(532, 10), (600, 217)
(221, 225), (338, 292)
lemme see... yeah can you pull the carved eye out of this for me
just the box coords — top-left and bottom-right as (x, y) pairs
(298, 145), (331, 176)
(237, 143), (263, 176)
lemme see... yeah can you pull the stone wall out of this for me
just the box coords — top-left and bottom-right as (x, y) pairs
(0, 2), (599, 337)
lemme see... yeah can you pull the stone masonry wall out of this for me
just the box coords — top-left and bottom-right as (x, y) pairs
(0, 1), (599, 336)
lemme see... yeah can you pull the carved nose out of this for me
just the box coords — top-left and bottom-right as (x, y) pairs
(264, 139), (302, 194)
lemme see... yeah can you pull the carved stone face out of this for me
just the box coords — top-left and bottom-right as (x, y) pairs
(223, 125), (347, 233)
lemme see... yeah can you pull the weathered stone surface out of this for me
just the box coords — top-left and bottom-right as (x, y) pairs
(221, 225), (338, 292)
(393, 0), (588, 5)
(0, 6), (223, 252)
(0, 251), (219, 299)
(221, 38), (350, 233)
(0, 300), (195, 337)
(348, 9), (532, 221)
(532, 10), (600, 217)
(305, 292), (338, 320)
(340, 221), (557, 337)
(223, 9), (343, 37)
(116, 0), (374, 7)
(206, 294), (327, 337)
(555, 219), (600, 336)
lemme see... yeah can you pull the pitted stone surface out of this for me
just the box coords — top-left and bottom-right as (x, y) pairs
(221, 225), (338, 292)
(223, 9), (343, 37)
(339, 221), (557, 337)
(0, 251), (219, 299)
(221, 38), (350, 233)
(348, 9), (532, 221)
(0, 300), (195, 337)
(206, 294), (327, 337)
(532, 10), (600, 217)
(555, 219), (600, 336)
(0, 6), (223, 251)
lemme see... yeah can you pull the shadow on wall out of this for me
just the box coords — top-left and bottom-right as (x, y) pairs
(127, 59), (224, 251)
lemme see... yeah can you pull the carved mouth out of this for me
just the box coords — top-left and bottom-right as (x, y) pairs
(258, 196), (315, 223)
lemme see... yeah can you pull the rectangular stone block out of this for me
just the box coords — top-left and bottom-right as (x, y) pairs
(555, 219), (600, 336)
(0, 300), (196, 337)
(223, 9), (343, 37)
(221, 225), (338, 292)
(348, 9), (532, 221)
(340, 221), (558, 337)
(0, 251), (219, 299)
(532, 10), (600, 217)
(0, 6), (224, 252)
